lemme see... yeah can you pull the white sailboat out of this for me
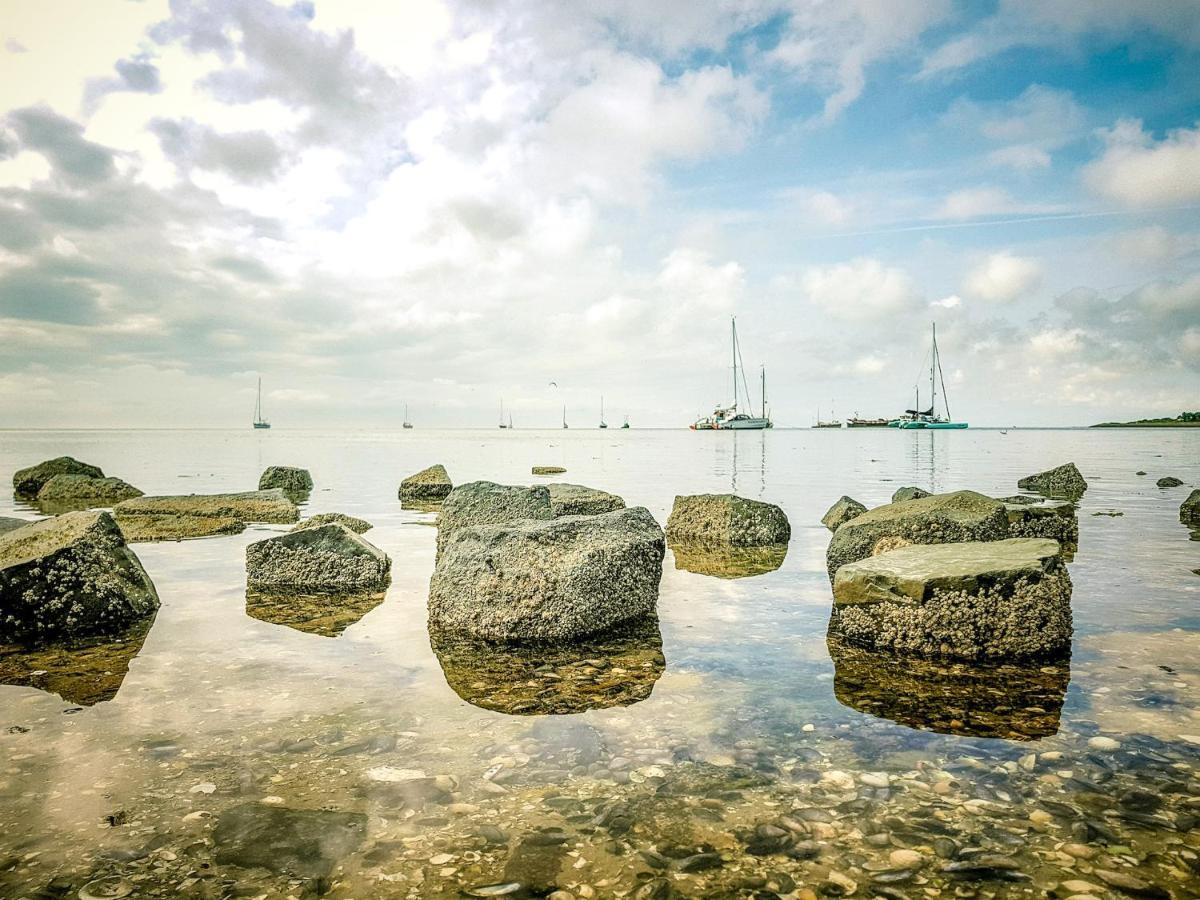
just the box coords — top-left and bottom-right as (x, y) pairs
(253, 377), (270, 429)
(691, 317), (773, 430)
(599, 396), (608, 429)
(402, 403), (413, 429)
(890, 323), (968, 429)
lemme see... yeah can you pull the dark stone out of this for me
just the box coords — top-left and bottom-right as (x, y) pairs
(13, 456), (103, 498)
(213, 803), (367, 879)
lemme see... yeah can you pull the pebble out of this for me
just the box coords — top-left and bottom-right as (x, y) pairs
(860, 771), (890, 788)
(1087, 736), (1121, 751)
(888, 849), (923, 868)
(189, 782), (216, 794)
(1061, 881), (1103, 893)
(821, 770), (856, 791)
(430, 852), (454, 865)
(1061, 843), (1096, 859)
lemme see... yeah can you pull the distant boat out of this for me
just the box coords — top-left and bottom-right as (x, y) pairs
(814, 406), (842, 429)
(622, 415), (630, 429)
(403, 403), (413, 429)
(509, 413), (513, 430)
(253, 377), (270, 429)
(691, 317), (773, 430)
(599, 395), (608, 429)
(498, 399), (507, 429)
(891, 323), (968, 429)
(847, 413), (889, 428)
(562, 405), (568, 429)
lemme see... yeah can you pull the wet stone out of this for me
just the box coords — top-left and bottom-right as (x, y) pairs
(212, 802), (367, 879)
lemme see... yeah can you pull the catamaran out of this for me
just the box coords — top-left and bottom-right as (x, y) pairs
(253, 377), (270, 429)
(890, 323), (968, 429)
(691, 318), (773, 430)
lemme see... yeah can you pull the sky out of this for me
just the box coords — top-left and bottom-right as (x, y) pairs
(0, 0), (1198, 428)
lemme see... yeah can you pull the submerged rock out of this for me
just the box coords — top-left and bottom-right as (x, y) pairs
(1017, 462), (1088, 499)
(114, 490), (298, 542)
(998, 497), (1079, 549)
(822, 496), (867, 531)
(245, 589), (384, 637)
(0, 511), (159, 643)
(12, 456), (104, 498)
(665, 494), (791, 547)
(1181, 489), (1200, 526)
(891, 486), (930, 503)
(213, 802), (367, 879)
(429, 506), (664, 642)
(399, 464), (452, 502)
(1157, 475), (1184, 488)
(436, 481), (553, 557)
(827, 634), (1068, 740)
(258, 465), (313, 495)
(532, 465), (567, 475)
(432, 614), (664, 714)
(36, 474), (143, 507)
(246, 524), (391, 591)
(0, 517), (29, 535)
(547, 483), (625, 517)
(291, 512), (373, 534)
(825, 490), (1009, 581)
(670, 540), (788, 579)
(830, 537), (1072, 661)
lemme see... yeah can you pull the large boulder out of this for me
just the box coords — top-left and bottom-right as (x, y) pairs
(0, 511), (159, 643)
(825, 490), (1009, 582)
(1181, 489), (1200, 526)
(436, 481), (553, 556)
(246, 524), (391, 591)
(998, 497), (1079, 548)
(12, 456), (104, 498)
(258, 465), (313, 495)
(548, 483), (625, 517)
(1017, 462), (1087, 499)
(399, 464), (452, 502)
(429, 506), (665, 642)
(821, 496), (867, 531)
(830, 537), (1072, 661)
(36, 474), (143, 505)
(114, 490), (298, 541)
(891, 486), (930, 503)
(665, 494), (791, 547)
(291, 512), (372, 534)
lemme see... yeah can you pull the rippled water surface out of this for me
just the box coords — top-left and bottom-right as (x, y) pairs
(1, 427), (1197, 899)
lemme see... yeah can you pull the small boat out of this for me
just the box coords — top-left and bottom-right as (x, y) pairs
(599, 396), (608, 429)
(691, 318), (773, 430)
(562, 405), (568, 429)
(894, 323), (968, 429)
(847, 414), (889, 427)
(622, 415), (630, 429)
(814, 406), (842, 429)
(253, 377), (270, 429)
(498, 400), (507, 429)
(402, 403), (413, 429)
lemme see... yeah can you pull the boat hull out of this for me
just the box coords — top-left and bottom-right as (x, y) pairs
(898, 420), (968, 429)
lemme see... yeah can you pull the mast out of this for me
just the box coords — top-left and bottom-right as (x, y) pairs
(563, 405), (567, 428)
(930, 323), (937, 418)
(761, 366), (766, 420)
(255, 377), (261, 422)
(731, 317), (738, 411)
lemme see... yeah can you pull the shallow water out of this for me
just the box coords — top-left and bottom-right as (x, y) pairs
(0, 427), (1197, 899)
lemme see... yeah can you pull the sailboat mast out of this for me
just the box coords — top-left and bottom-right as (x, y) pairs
(731, 317), (738, 411)
(930, 322), (937, 417)
(255, 377), (261, 421)
(761, 366), (766, 419)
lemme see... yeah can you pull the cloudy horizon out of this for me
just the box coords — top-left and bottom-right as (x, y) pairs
(1, 0), (1197, 429)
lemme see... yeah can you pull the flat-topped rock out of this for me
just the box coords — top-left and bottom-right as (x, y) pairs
(13, 456), (104, 498)
(830, 538), (1072, 661)
(36, 474), (143, 504)
(0, 511), (159, 643)
(291, 512), (372, 534)
(891, 486), (930, 503)
(114, 490), (298, 542)
(1017, 462), (1087, 499)
(1182, 489), (1200, 526)
(666, 494), (791, 547)
(822, 496), (867, 531)
(532, 465), (567, 475)
(436, 481), (552, 557)
(548, 483), (625, 517)
(246, 524), (391, 591)
(399, 464), (452, 502)
(825, 490), (1009, 582)
(999, 497), (1078, 547)
(429, 506), (665, 642)
(258, 465), (313, 495)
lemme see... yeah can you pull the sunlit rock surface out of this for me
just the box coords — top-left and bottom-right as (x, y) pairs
(432, 615), (665, 714)
(246, 524), (391, 592)
(831, 538), (1072, 661)
(245, 590), (384, 637)
(669, 540), (788, 579)
(891, 486), (930, 503)
(114, 489), (298, 541)
(399, 464), (452, 503)
(1017, 461), (1088, 499)
(435, 481), (552, 557)
(35, 474), (143, 511)
(290, 512), (373, 534)
(547, 483), (625, 517)
(0, 511), (159, 643)
(12, 456), (103, 498)
(257, 465), (313, 498)
(828, 634), (1068, 740)
(998, 496), (1079, 553)
(821, 496), (866, 531)
(666, 494), (790, 547)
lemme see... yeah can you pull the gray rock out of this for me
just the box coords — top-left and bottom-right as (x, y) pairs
(429, 506), (665, 642)
(548, 483), (625, 517)
(213, 802), (367, 879)
(532, 465), (567, 475)
(1181, 489), (1200, 526)
(114, 490), (298, 542)
(399, 464), (452, 502)
(1156, 476), (1184, 488)
(830, 538), (1072, 661)
(999, 498), (1078, 547)
(1017, 462), (1087, 499)
(822, 496), (867, 531)
(0, 517), (29, 535)
(436, 481), (553, 557)
(825, 490), (1009, 582)
(891, 486), (930, 503)
(291, 512), (372, 534)
(36, 474), (143, 504)
(246, 524), (391, 591)
(666, 494), (791, 547)
(258, 465), (313, 494)
(0, 511), (159, 643)
(12, 456), (104, 498)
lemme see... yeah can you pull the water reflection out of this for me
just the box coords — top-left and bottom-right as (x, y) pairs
(0, 616), (154, 705)
(431, 615), (665, 715)
(827, 634), (1069, 740)
(245, 590), (385, 637)
(669, 540), (788, 578)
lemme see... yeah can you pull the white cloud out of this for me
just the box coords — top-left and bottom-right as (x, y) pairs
(1130, 275), (1200, 317)
(963, 252), (1042, 303)
(800, 257), (922, 321)
(936, 186), (1016, 219)
(986, 144), (1051, 170)
(1105, 226), (1200, 265)
(1083, 119), (1200, 207)
(931, 294), (961, 309)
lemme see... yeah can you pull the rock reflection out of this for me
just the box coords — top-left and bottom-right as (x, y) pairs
(669, 540), (788, 579)
(431, 615), (665, 715)
(245, 590), (385, 637)
(827, 634), (1069, 740)
(0, 616), (154, 705)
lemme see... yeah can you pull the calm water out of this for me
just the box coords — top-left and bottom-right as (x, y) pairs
(0, 428), (1197, 899)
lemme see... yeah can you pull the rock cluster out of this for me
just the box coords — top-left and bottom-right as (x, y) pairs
(429, 506), (664, 642)
(12, 456), (104, 497)
(435, 481), (552, 557)
(246, 524), (391, 591)
(114, 490), (298, 541)
(399, 464), (452, 502)
(821, 496), (867, 531)
(1017, 462), (1088, 499)
(258, 466), (313, 495)
(291, 512), (373, 534)
(0, 511), (159, 643)
(666, 494), (791, 547)
(547, 483), (625, 517)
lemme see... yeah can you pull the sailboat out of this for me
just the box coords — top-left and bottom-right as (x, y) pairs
(622, 415), (630, 429)
(891, 323), (968, 429)
(562, 405), (568, 429)
(599, 396), (608, 429)
(402, 403), (413, 429)
(814, 404), (842, 429)
(691, 317), (773, 430)
(498, 400), (507, 429)
(253, 377), (270, 429)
